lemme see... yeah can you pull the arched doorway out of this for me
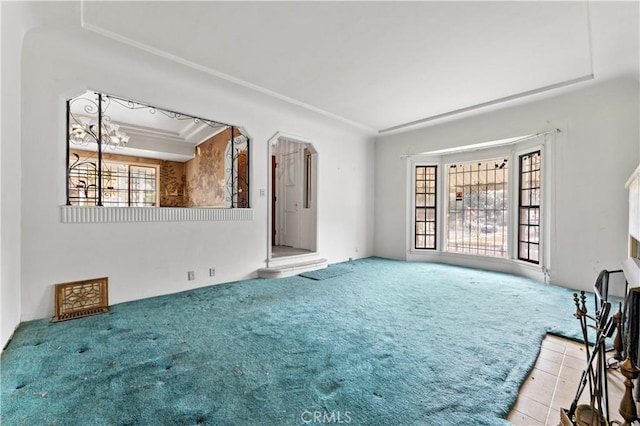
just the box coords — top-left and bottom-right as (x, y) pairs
(268, 133), (318, 261)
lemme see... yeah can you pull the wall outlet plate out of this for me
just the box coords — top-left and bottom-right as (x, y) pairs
(188, 271), (195, 280)
(209, 268), (216, 277)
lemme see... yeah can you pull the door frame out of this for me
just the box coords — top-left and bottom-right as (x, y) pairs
(267, 132), (318, 263)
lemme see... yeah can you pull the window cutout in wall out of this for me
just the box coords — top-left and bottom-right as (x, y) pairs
(518, 150), (541, 263)
(66, 91), (250, 208)
(447, 158), (508, 257)
(415, 165), (437, 249)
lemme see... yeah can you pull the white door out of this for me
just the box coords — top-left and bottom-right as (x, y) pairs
(282, 150), (302, 247)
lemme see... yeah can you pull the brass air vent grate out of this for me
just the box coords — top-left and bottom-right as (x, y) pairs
(52, 277), (109, 322)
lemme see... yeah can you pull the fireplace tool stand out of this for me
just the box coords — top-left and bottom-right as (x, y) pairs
(561, 293), (615, 426)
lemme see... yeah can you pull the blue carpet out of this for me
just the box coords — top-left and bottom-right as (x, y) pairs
(299, 264), (354, 280)
(1, 258), (595, 425)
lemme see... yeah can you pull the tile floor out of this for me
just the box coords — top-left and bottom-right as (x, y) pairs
(507, 334), (636, 425)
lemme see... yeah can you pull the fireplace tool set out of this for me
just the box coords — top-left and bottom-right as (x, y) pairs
(560, 270), (639, 426)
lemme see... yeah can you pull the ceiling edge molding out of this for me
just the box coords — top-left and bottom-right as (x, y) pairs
(379, 74), (594, 134)
(79, 5), (376, 135)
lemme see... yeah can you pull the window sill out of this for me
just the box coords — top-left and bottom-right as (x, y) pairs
(60, 206), (254, 224)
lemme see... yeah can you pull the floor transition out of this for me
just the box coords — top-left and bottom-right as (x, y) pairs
(508, 334), (635, 425)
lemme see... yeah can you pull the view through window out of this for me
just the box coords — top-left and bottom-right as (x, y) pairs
(412, 135), (548, 265)
(446, 158), (509, 257)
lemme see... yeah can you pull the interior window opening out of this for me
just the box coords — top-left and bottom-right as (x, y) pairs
(66, 90), (250, 208)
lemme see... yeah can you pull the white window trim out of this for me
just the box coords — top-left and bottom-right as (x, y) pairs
(406, 132), (556, 282)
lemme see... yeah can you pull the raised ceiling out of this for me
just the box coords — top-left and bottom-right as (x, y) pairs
(82, 1), (639, 134)
(69, 90), (228, 162)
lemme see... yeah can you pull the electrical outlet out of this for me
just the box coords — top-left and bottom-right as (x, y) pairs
(209, 268), (216, 277)
(188, 271), (195, 280)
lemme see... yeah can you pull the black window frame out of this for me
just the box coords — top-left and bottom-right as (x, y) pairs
(414, 165), (438, 250)
(518, 150), (541, 264)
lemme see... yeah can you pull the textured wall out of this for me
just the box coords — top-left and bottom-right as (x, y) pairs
(184, 130), (229, 207)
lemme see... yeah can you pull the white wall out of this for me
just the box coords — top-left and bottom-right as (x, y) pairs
(1, 2), (44, 350)
(374, 78), (640, 292)
(13, 3), (374, 323)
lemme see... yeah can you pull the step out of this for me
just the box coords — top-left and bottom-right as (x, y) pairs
(258, 258), (328, 279)
(268, 251), (320, 268)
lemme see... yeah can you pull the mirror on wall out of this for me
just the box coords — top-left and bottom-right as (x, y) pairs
(66, 91), (250, 208)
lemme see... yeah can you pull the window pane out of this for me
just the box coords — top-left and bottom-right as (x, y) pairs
(520, 208), (529, 225)
(529, 226), (539, 243)
(426, 236), (435, 249)
(427, 222), (435, 235)
(530, 209), (539, 225)
(426, 194), (435, 206)
(530, 188), (540, 206)
(426, 209), (435, 222)
(130, 165), (157, 207)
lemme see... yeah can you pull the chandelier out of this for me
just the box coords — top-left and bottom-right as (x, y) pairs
(69, 116), (129, 149)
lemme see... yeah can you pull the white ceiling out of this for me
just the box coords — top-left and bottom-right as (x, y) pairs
(82, 1), (639, 134)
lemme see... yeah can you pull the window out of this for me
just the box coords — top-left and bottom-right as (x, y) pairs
(446, 158), (509, 257)
(518, 150), (541, 263)
(410, 132), (551, 267)
(414, 165), (437, 249)
(68, 151), (158, 206)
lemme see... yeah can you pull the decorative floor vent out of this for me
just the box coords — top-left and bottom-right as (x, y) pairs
(52, 277), (109, 322)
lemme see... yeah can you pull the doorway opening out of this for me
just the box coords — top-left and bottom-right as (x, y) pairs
(268, 134), (318, 261)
